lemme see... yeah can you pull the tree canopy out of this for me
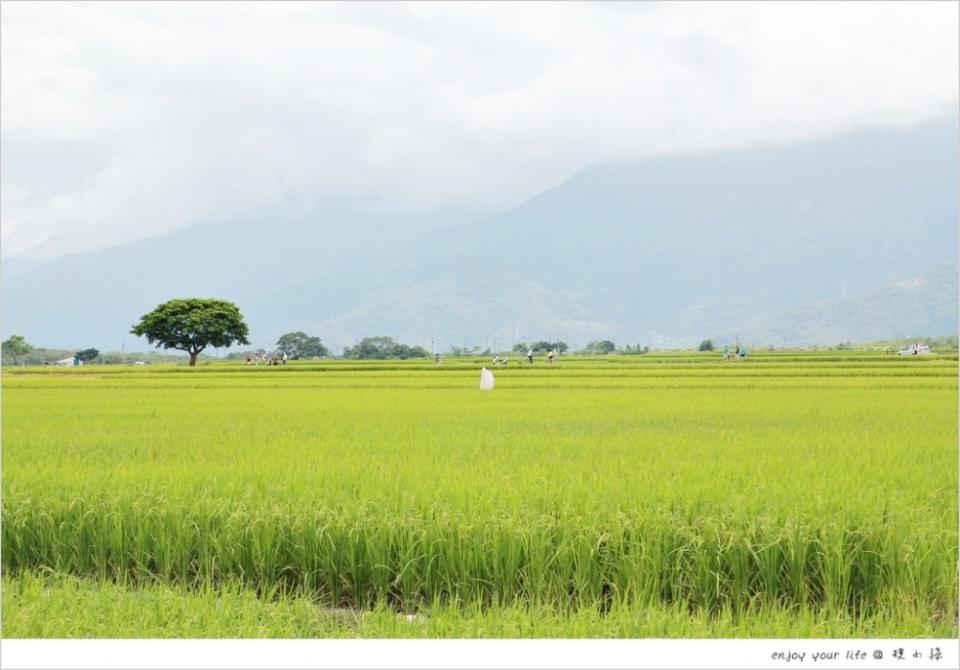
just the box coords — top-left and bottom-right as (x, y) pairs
(582, 340), (616, 355)
(342, 336), (429, 360)
(2, 335), (33, 365)
(276, 332), (329, 359)
(530, 340), (568, 354)
(131, 298), (249, 366)
(75, 348), (100, 363)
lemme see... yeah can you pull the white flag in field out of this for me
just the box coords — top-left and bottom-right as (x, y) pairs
(480, 367), (495, 390)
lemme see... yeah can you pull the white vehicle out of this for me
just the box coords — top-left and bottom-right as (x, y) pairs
(897, 344), (931, 356)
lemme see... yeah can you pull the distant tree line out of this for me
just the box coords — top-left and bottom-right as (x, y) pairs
(575, 340), (649, 355)
(860, 335), (958, 350)
(0, 335), (190, 366)
(14, 294), (958, 367)
(579, 340), (616, 355)
(343, 336), (429, 360)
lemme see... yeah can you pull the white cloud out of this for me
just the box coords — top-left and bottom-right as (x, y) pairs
(1, 1), (957, 259)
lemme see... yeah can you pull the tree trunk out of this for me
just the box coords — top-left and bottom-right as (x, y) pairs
(189, 352), (198, 366)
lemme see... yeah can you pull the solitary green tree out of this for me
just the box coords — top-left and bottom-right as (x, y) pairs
(131, 298), (250, 366)
(276, 331), (329, 359)
(2, 335), (33, 365)
(698, 339), (714, 352)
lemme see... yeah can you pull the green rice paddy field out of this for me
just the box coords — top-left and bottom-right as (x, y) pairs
(1, 351), (957, 637)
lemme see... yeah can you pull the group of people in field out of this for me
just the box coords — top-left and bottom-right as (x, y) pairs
(246, 351), (288, 366)
(488, 348), (560, 365)
(434, 349), (561, 366)
(500, 349), (560, 365)
(722, 344), (748, 361)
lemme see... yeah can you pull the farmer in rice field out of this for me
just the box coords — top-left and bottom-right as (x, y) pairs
(526, 348), (534, 364)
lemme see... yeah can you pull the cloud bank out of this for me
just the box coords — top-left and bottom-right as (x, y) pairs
(2, 1), (957, 259)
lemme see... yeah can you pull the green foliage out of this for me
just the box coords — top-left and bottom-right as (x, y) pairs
(74, 348), (100, 363)
(530, 340), (568, 354)
(275, 332), (329, 360)
(4, 571), (955, 638)
(11, 348), (174, 366)
(342, 336), (429, 360)
(511, 342), (528, 354)
(130, 298), (249, 366)
(620, 343), (650, 355)
(698, 339), (714, 352)
(2, 335), (33, 365)
(581, 340), (616, 355)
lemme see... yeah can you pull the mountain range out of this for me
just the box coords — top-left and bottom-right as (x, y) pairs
(2, 116), (957, 352)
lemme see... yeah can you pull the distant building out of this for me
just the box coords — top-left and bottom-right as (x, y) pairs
(54, 356), (78, 366)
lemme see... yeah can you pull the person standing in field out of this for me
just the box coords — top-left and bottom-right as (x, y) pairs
(526, 348), (534, 364)
(547, 349), (556, 364)
(282, 352), (288, 365)
(723, 344), (729, 361)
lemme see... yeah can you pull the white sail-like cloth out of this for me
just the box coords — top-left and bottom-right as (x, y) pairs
(480, 367), (495, 390)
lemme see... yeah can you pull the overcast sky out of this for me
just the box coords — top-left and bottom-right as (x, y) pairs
(2, 1), (957, 260)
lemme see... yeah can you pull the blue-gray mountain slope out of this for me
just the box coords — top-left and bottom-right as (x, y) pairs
(2, 116), (956, 350)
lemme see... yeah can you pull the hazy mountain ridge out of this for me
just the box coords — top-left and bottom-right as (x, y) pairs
(438, 119), (957, 339)
(726, 261), (958, 347)
(2, 117), (956, 350)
